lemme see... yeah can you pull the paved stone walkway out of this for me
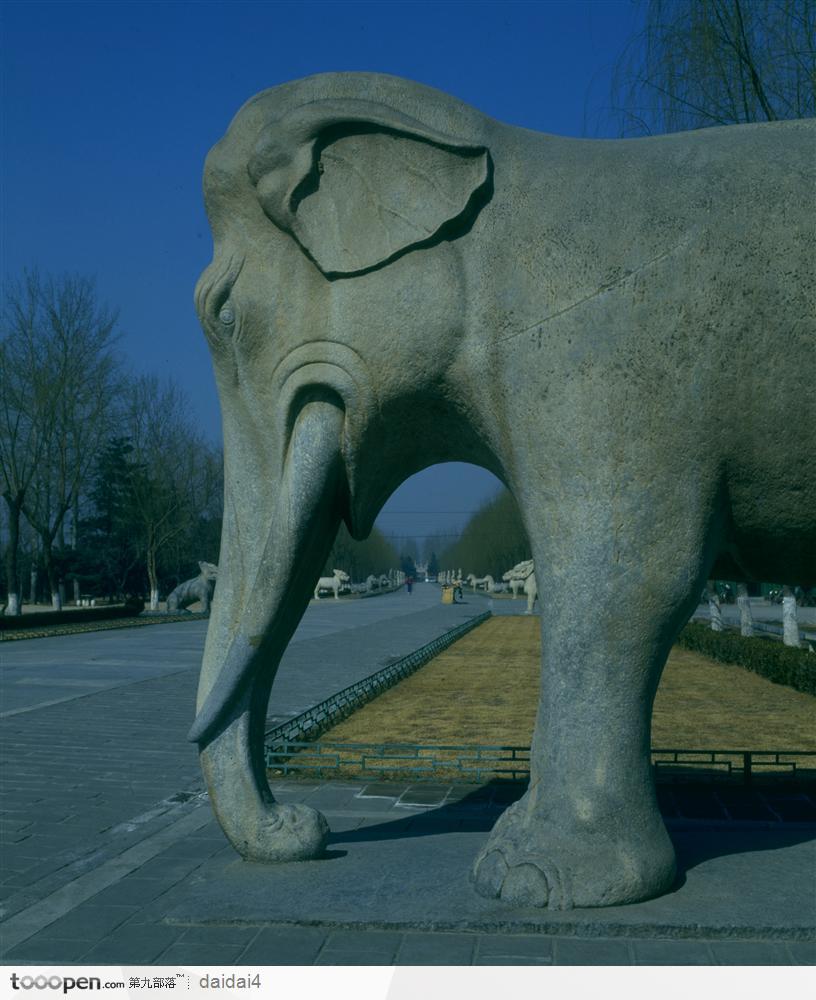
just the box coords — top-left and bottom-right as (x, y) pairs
(1, 586), (814, 966)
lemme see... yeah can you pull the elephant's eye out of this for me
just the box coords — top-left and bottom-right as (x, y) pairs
(219, 304), (236, 326)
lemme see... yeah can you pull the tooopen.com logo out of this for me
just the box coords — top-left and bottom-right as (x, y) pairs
(9, 974), (123, 993)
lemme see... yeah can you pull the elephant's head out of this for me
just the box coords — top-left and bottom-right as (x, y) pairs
(188, 75), (499, 861)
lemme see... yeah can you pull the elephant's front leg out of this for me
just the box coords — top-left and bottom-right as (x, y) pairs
(472, 489), (715, 908)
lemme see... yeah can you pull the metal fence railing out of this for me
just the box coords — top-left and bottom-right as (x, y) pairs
(263, 608), (814, 785)
(266, 736), (815, 785)
(266, 739), (531, 782)
(650, 748), (816, 784)
(263, 610), (491, 753)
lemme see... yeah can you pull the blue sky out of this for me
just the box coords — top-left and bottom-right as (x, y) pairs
(1, 0), (641, 547)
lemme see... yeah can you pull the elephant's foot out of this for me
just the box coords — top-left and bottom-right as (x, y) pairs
(233, 802), (330, 863)
(471, 793), (676, 909)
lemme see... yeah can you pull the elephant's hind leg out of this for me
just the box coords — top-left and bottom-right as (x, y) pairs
(472, 486), (717, 908)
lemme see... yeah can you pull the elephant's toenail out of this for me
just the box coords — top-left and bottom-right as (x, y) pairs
(471, 850), (508, 898)
(500, 864), (550, 908)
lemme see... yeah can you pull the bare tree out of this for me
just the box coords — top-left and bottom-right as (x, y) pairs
(0, 272), (83, 613)
(607, 0), (815, 135)
(123, 375), (214, 610)
(16, 273), (121, 609)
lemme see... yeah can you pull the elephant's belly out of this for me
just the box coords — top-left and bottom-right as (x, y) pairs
(719, 474), (816, 586)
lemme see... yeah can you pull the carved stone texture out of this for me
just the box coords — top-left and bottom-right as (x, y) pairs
(191, 72), (815, 909)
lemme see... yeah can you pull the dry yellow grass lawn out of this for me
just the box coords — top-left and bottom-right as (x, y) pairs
(322, 616), (816, 750)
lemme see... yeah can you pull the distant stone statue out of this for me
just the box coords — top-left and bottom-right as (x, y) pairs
(782, 586), (800, 647)
(736, 583), (754, 637)
(706, 582), (723, 632)
(504, 559), (534, 598)
(313, 569), (350, 600)
(524, 571), (538, 614)
(167, 562), (217, 613)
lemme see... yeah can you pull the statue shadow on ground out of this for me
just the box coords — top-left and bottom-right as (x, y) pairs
(326, 779), (816, 890)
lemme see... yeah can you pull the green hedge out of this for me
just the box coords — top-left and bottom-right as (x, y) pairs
(676, 622), (815, 696)
(0, 600), (145, 632)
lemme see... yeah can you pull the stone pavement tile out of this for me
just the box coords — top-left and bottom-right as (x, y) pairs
(150, 839), (226, 862)
(185, 825), (228, 842)
(325, 816), (365, 833)
(176, 926), (260, 948)
(1, 831), (38, 845)
(342, 796), (405, 814)
(444, 784), (487, 803)
(296, 786), (366, 810)
(474, 956), (549, 966)
(786, 941), (816, 965)
(398, 785), (451, 806)
(395, 931), (476, 965)
(631, 939), (714, 965)
(238, 926), (328, 965)
(2, 858), (73, 888)
(0, 891), (38, 920)
(159, 942), (253, 965)
(318, 929), (403, 964)
(117, 899), (173, 926)
(267, 779), (324, 793)
(315, 953), (395, 966)
(358, 782), (406, 799)
(128, 857), (205, 881)
(455, 816), (495, 832)
(554, 937), (632, 965)
(1, 853), (42, 874)
(334, 816), (413, 838)
(475, 934), (553, 963)
(708, 941), (793, 965)
(79, 923), (184, 964)
(35, 903), (140, 941)
(85, 877), (176, 906)
(0, 818), (33, 830)
(3, 937), (91, 964)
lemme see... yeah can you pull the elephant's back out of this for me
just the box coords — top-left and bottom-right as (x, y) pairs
(227, 72), (504, 147)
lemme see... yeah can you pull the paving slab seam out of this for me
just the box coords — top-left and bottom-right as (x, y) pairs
(0, 805), (213, 956)
(0, 667), (199, 719)
(0, 791), (209, 913)
(159, 915), (815, 943)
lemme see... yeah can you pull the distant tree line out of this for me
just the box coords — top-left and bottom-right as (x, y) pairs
(321, 522), (400, 583)
(0, 270), (222, 614)
(439, 490), (531, 578)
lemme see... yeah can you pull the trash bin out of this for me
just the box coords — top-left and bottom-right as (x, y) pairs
(441, 586), (454, 605)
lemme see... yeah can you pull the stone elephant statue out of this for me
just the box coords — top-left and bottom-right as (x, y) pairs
(188, 73), (814, 910)
(167, 561), (217, 613)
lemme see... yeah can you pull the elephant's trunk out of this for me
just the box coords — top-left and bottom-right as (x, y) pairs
(189, 398), (346, 861)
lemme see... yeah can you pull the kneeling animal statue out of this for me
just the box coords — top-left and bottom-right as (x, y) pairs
(167, 561), (217, 614)
(189, 73), (814, 909)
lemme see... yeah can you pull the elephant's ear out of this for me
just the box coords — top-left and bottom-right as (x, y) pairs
(247, 99), (492, 277)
